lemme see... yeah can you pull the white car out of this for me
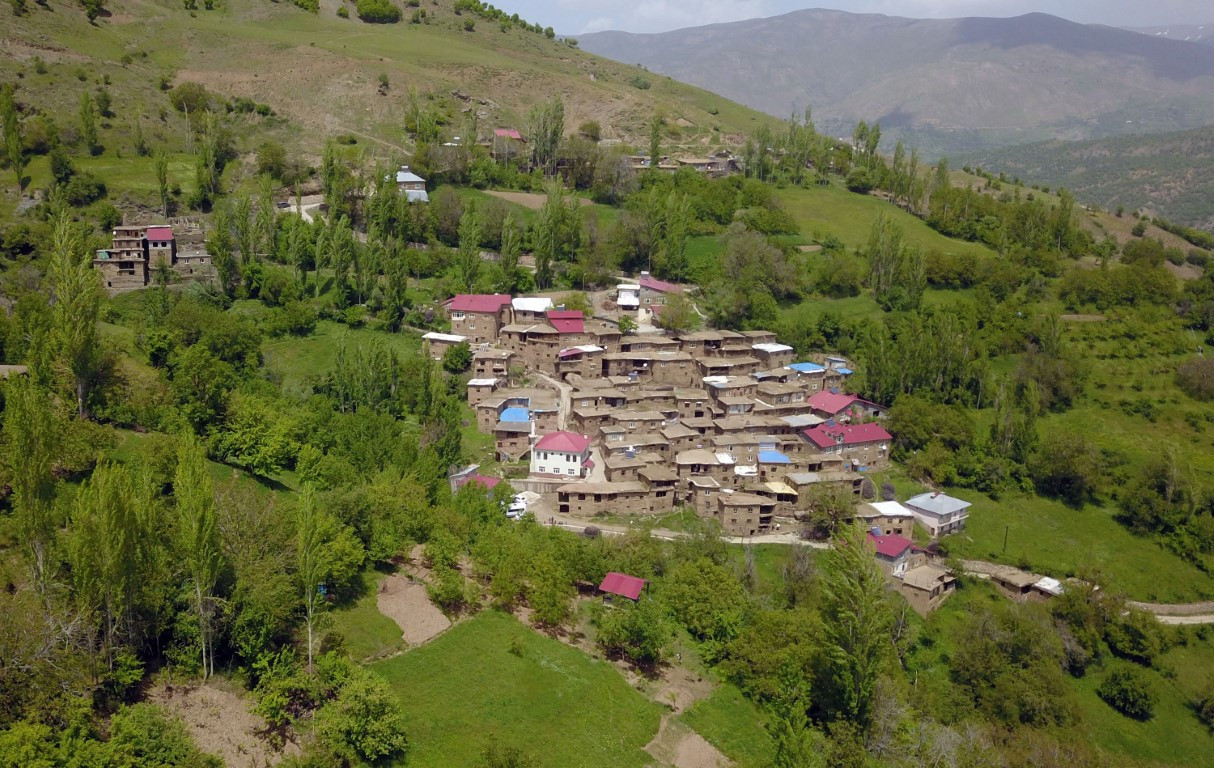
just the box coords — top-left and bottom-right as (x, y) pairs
(506, 499), (528, 519)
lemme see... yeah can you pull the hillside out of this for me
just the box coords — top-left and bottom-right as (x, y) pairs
(1128, 23), (1214, 46)
(579, 10), (1214, 157)
(962, 124), (1214, 230)
(0, 0), (774, 188)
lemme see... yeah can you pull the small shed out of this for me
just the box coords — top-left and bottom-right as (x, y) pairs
(598, 572), (646, 602)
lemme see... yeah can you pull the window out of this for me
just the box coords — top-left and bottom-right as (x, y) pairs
(568, 468), (575, 475)
(452, 311), (465, 319)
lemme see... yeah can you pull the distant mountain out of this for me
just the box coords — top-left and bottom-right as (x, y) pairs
(1127, 24), (1214, 47)
(962, 125), (1214, 230)
(580, 10), (1214, 157)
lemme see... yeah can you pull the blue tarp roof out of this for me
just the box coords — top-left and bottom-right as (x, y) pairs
(787, 362), (825, 373)
(836, 368), (854, 375)
(758, 450), (791, 464)
(499, 407), (530, 423)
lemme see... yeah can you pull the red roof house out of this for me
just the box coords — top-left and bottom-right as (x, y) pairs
(534, 431), (592, 454)
(867, 532), (913, 560)
(638, 274), (682, 294)
(802, 422), (892, 450)
(456, 473), (502, 492)
(450, 294), (512, 314)
(493, 128), (524, 141)
(145, 226), (174, 242)
(546, 310), (585, 335)
(598, 572), (646, 601)
(806, 392), (885, 419)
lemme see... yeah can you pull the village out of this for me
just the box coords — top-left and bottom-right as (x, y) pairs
(430, 275), (1007, 615)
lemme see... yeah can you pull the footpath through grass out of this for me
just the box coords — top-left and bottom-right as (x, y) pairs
(372, 610), (661, 768)
(679, 683), (774, 768)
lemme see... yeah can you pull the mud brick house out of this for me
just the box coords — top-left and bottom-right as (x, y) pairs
(447, 294), (512, 344)
(422, 331), (468, 360)
(801, 422), (892, 467)
(714, 491), (775, 536)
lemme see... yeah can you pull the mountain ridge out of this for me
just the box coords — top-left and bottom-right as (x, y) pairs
(579, 9), (1214, 157)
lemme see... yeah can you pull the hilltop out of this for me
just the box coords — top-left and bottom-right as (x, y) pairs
(962, 124), (1214, 230)
(1128, 23), (1214, 47)
(579, 10), (1214, 157)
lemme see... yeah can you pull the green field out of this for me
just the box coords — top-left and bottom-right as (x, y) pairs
(328, 570), (405, 662)
(260, 318), (422, 396)
(777, 182), (995, 256)
(679, 683), (774, 768)
(372, 610), (662, 768)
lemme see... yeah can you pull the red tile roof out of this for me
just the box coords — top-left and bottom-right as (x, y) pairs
(599, 572), (645, 601)
(145, 226), (174, 241)
(638, 274), (682, 294)
(802, 422), (892, 449)
(867, 532), (912, 559)
(450, 294), (512, 313)
(546, 310), (585, 334)
(534, 431), (591, 454)
(807, 391), (861, 414)
(457, 473), (501, 491)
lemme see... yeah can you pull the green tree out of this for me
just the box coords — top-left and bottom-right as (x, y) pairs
(494, 211), (522, 293)
(78, 91), (98, 155)
(442, 341), (472, 374)
(174, 432), (223, 679)
(1098, 665), (1158, 720)
(154, 148), (170, 218)
(526, 96), (564, 174)
(47, 211), (104, 419)
(205, 205), (238, 297)
(648, 113), (662, 173)
(818, 523), (892, 728)
(1, 84), (26, 190)
(595, 596), (672, 667)
(295, 485), (328, 673)
(654, 292), (700, 334)
(313, 668), (409, 764)
(2, 377), (59, 595)
(454, 202), (483, 292)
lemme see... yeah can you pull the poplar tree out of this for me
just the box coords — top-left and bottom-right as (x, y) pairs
(819, 523), (892, 728)
(2, 377), (59, 595)
(206, 205), (237, 297)
(48, 211), (103, 419)
(454, 202), (482, 293)
(1, 83), (26, 190)
(79, 91), (98, 154)
(494, 211), (521, 294)
(174, 432), (222, 680)
(295, 485), (330, 674)
(154, 148), (170, 218)
(648, 113), (662, 172)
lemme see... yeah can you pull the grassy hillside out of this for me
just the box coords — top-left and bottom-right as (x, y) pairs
(0, 0), (777, 215)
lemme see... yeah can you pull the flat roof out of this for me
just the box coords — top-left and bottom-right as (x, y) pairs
(467, 378), (498, 387)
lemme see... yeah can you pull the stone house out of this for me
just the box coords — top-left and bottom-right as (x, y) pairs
(714, 491), (775, 536)
(422, 331), (468, 361)
(801, 422), (892, 467)
(447, 294), (512, 344)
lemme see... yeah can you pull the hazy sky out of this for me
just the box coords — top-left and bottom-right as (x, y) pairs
(497, 1), (1213, 35)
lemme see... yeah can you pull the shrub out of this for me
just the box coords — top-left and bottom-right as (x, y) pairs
(313, 669), (408, 765)
(169, 81), (213, 114)
(462, 18), (474, 31)
(628, 75), (651, 90)
(1131, 220), (1147, 237)
(1098, 665), (1158, 720)
(441, 341), (472, 374)
(1196, 678), (1214, 729)
(355, 0), (399, 23)
(336, 4), (347, 15)
(1176, 357), (1214, 401)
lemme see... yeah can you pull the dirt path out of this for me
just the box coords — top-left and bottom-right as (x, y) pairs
(149, 682), (298, 767)
(645, 718), (731, 768)
(376, 572), (452, 646)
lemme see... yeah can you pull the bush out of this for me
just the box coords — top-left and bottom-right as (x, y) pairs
(441, 341), (472, 373)
(628, 75), (651, 90)
(1196, 678), (1214, 729)
(63, 171), (107, 206)
(313, 669), (409, 765)
(336, 4), (347, 15)
(1099, 665), (1158, 720)
(169, 82), (213, 114)
(355, 0), (399, 23)
(1176, 356), (1214, 401)
(462, 18), (474, 31)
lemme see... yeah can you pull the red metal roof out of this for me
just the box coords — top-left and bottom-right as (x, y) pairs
(802, 422), (892, 449)
(599, 572), (645, 601)
(450, 294), (512, 313)
(494, 128), (524, 140)
(546, 310), (585, 334)
(867, 532), (912, 559)
(460, 473), (501, 491)
(807, 391), (862, 414)
(638, 274), (682, 294)
(534, 431), (591, 454)
(145, 226), (174, 241)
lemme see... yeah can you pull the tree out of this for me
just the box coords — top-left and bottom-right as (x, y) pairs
(313, 668), (409, 764)
(454, 202), (483, 292)
(527, 97), (564, 174)
(174, 432), (223, 679)
(442, 341), (472, 374)
(47, 211), (104, 419)
(818, 523), (892, 728)
(295, 485), (329, 674)
(654, 292), (700, 334)
(1, 84), (26, 190)
(648, 113), (662, 173)
(617, 315), (637, 335)
(206, 205), (238, 297)
(2, 377), (59, 595)
(78, 91), (99, 155)
(595, 596), (672, 667)
(533, 181), (579, 289)
(154, 148), (170, 218)
(494, 211), (522, 294)
(1098, 664), (1158, 720)
(1028, 431), (1103, 506)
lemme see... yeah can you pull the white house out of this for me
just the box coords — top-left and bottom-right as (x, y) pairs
(530, 431), (593, 478)
(394, 166), (429, 203)
(906, 492), (972, 538)
(616, 284), (640, 310)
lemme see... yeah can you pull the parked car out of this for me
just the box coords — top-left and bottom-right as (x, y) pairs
(506, 497), (528, 519)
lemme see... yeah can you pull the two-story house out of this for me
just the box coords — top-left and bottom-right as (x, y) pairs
(906, 492), (972, 538)
(530, 431), (593, 478)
